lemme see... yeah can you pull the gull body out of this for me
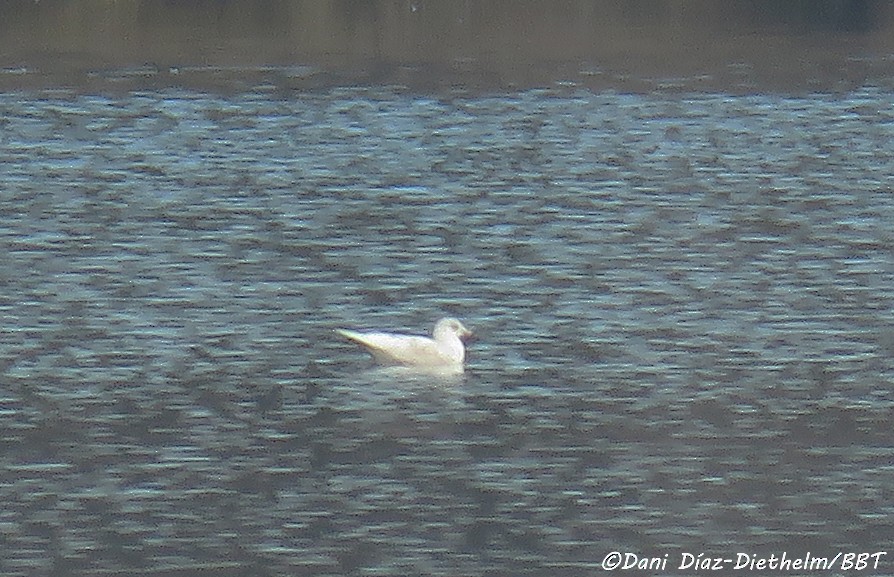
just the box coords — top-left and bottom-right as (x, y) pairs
(336, 317), (472, 372)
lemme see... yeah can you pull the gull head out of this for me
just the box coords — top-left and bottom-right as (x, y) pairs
(432, 317), (473, 342)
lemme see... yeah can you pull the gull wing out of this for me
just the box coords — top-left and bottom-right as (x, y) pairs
(336, 329), (457, 367)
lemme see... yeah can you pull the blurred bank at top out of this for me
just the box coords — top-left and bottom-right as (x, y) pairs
(1, 0), (893, 92)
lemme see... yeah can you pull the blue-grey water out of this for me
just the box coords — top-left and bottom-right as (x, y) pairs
(1, 85), (893, 575)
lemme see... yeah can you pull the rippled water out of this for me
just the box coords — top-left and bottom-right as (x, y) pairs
(2, 85), (893, 575)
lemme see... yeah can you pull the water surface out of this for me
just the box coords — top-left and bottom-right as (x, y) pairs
(1, 85), (893, 575)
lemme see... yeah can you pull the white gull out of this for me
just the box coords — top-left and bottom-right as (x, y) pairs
(336, 317), (472, 373)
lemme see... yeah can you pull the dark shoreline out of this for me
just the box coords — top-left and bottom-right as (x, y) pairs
(2, 0), (893, 93)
